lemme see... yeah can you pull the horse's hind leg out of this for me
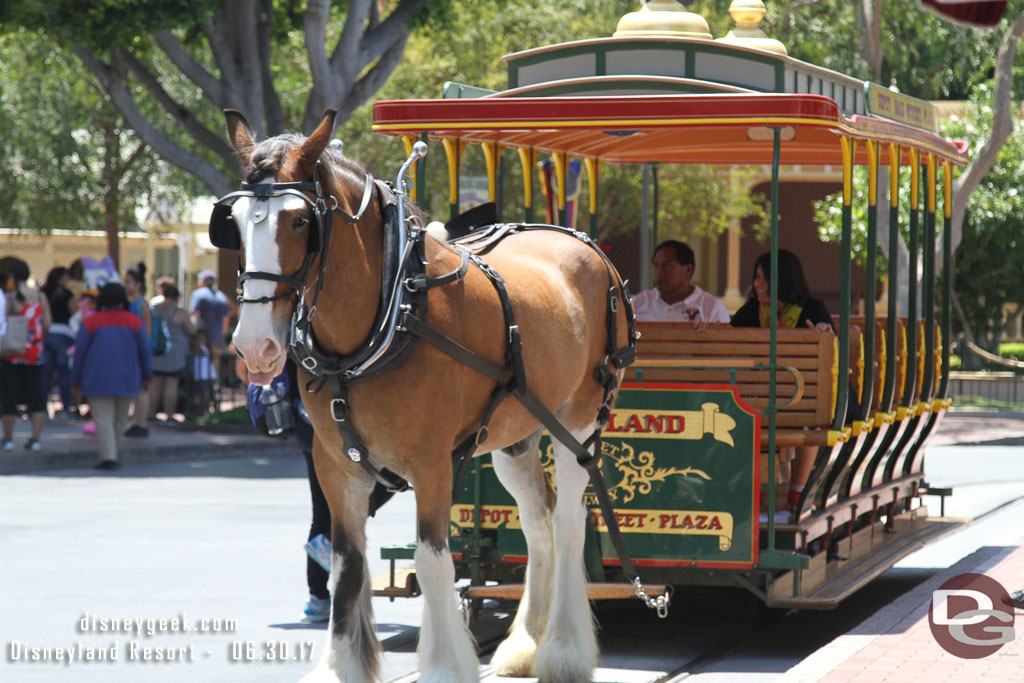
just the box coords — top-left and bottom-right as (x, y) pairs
(534, 424), (599, 683)
(414, 456), (479, 683)
(490, 430), (555, 676)
(300, 458), (379, 683)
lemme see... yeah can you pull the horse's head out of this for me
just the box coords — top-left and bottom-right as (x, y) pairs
(212, 109), (339, 385)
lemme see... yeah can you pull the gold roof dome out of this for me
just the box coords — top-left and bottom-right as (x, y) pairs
(614, 0), (712, 40)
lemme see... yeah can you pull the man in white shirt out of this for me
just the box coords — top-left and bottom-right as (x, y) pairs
(632, 240), (729, 323)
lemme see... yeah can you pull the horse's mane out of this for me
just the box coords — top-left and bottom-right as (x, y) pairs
(243, 133), (426, 225)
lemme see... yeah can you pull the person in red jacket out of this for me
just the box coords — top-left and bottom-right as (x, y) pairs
(71, 283), (153, 470)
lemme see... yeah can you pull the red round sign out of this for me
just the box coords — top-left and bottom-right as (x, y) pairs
(929, 573), (1015, 659)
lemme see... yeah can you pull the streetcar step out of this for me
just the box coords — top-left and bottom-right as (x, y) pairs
(463, 582), (669, 602)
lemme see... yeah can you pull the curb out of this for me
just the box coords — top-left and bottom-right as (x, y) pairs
(0, 438), (290, 475)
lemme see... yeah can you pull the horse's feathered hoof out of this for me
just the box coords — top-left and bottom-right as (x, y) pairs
(534, 630), (597, 683)
(491, 626), (538, 677)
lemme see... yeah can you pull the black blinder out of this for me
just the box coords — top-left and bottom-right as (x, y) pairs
(209, 202), (242, 251)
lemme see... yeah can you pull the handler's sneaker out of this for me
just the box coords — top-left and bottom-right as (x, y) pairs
(301, 595), (330, 623)
(2, 440), (14, 451)
(304, 534), (332, 573)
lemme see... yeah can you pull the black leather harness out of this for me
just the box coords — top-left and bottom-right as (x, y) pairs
(211, 162), (670, 615)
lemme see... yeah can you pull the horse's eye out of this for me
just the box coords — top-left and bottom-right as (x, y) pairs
(293, 215), (310, 230)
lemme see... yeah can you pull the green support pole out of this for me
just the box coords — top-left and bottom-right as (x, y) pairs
(834, 145), (852, 432)
(903, 165), (920, 409)
(939, 174), (952, 399)
(861, 144), (878, 420)
(767, 128), (781, 548)
(922, 163), (936, 400)
(651, 163), (660, 250)
(881, 154), (900, 410)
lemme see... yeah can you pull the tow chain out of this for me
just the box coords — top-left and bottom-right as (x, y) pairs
(634, 577), (672, 619)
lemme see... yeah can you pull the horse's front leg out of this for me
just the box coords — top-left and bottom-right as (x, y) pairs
(413, 454), (479, 683)
(300, 451), (379, 683)
(490, 430), (555, 676)
(534, 423), (599, 683)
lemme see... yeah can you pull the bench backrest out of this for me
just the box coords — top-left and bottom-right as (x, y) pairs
(629, 323), (837, 429)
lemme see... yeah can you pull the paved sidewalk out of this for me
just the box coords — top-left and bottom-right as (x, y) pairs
(784, 529), (1024, 683)
(929, 409), (1024, 446)
(0, 415), (283, 474)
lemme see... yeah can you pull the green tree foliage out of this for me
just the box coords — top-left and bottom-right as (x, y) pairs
(0, 0), (438, 196)
(943, 84), (1024, 355)
(338, 0), (766, 240)
(0, 30), (198, 262)
(771, 0), (1019, 99)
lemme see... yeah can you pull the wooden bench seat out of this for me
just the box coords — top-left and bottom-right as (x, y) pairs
(630, 323), (840, 445)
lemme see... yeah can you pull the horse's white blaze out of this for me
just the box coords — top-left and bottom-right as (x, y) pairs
(533, 424), (599, 683)
(414, 543), (478, 683)
(233, 182), (306, 376)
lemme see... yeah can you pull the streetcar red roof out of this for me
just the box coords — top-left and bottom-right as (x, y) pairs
(373, 94), (968, 167)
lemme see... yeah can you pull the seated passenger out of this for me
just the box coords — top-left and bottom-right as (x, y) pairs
(731, 249), (834, 518)
(633, 240), (729, 323)
(730, 249), (834, 333)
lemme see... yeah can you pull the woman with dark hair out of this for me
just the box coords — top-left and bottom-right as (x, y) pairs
(123, 263), (152, 437)
(41, 266), (79, 419)
(1, 260), (52, 451)
(731, 249), (834, 520)
(70, 283), (152, 470)
(730, 249), (834, 333)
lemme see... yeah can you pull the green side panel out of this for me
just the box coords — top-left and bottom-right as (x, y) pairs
(451, 385), (760, 569)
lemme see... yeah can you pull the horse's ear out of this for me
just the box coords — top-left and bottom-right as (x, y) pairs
(224, 110), (256, 167)
(295, 109), (338, 181)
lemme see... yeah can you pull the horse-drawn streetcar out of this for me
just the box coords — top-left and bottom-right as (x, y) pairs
(369, 6), (968, 612)
(217, 4), (972, 681)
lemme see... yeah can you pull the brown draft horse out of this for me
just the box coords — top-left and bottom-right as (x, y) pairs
(221, 109), (631, 683)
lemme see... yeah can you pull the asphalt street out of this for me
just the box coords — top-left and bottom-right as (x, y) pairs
(1, 413), (1022, 683)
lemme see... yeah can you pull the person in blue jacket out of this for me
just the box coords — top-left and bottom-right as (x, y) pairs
(71, 283), (152, 470)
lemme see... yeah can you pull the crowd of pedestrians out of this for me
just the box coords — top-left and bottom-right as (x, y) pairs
(0, 259), (235, 465)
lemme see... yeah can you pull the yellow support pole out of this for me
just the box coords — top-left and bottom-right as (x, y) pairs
(481, 142), (503, 203)
(888, 143), (900, 208)
(442, 138), (462, 220)
(517, 147), (535, 221)
(840, 136), (855, 206)
(401, 136), (418, 202)
(943, 160), (952, 219)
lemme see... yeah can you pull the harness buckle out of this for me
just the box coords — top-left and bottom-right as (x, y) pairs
(610, 293), (619, 313)
(346, 448), (362, 463)
(508, 324), (520, 345)
(330, 398), (347, 422)
(301, 356), (318, 372)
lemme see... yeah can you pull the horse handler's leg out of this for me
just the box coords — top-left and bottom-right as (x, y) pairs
(414, 458), (479, 683)
(534, 425), (599, 683)
(300, 462), (379, 683)
(490, 431), (555, 676)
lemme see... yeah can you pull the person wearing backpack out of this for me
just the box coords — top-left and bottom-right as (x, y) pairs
(148, 281), (196, 421)
(124, 263), (153, 437)
(2, 260), (51, 451)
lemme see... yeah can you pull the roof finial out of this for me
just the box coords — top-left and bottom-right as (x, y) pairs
(614, 0), (712, 40)
(716, 0), (787, 55)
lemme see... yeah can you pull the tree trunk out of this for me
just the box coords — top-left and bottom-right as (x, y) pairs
(102, 124), (121, 270)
